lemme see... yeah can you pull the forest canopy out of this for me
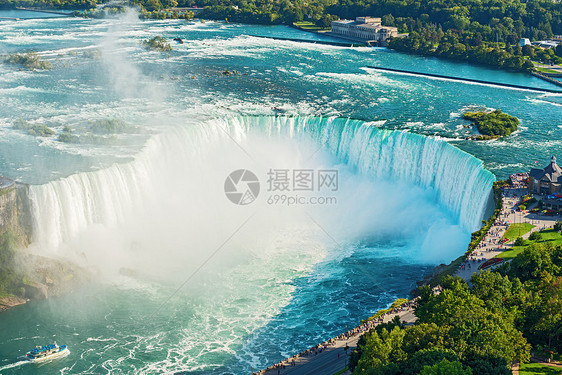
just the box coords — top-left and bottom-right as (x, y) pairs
(350, 238), (562, 374)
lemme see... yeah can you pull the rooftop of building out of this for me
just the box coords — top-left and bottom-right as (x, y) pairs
(332, 17), (398, 30)
(530, 156), (562, 182)
(332, 19), (355, 24)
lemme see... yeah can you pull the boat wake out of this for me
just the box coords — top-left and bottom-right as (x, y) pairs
(0, 360), (29, 372)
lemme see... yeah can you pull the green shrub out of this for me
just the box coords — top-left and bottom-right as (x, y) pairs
(13, 119), (55, 137)
(3, 52), (53, 70)
(514, 237), (525, 246)
(529, 232), (542, 241)
(141, 36), (172, 52)
(88, 119), (129, 134)
(521, 197), (537, 209)
(365, 298), (410, 321)
(57, 132), (79, 143)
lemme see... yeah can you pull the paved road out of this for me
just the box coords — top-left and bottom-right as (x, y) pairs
(534, 62), (562, 74)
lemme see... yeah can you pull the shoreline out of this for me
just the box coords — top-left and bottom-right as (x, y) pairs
(0, 295), (27, 312)
(257, 298), (420, 375)
(254, 174), (562, 374)
(0, 10), (554, 81)
(255, 180), (505, 374)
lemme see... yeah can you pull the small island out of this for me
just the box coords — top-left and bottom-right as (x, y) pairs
(3, 52), (52, 71)
(12, 119), (55, 137)
(141, 36), (172, 52)
(463, 109), (519, 140)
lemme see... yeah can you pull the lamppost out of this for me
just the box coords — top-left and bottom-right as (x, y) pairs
(518, 209), (521, 237)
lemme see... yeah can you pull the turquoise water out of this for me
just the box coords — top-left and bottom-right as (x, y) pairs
(0, 11), (560, 374)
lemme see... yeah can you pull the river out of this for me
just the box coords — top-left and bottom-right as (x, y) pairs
(0, 11), (560, 374)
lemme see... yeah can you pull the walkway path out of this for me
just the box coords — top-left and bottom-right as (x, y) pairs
(258, 303), (418, 375)
(530, 356), (562, 368)
(258, 179), (560, 375)
(455, 185), (558, 282)
(533, 62), (562, 74)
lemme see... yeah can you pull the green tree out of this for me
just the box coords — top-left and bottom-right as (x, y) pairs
(416, 277), (530, 364)
(508, 243), (560, 282)
(402, 348), (459, 375)
(462, 354), (512, 375)
(354, 326), (407, 372)
(533, 276), (562, 349)
(522, 45), (535, 57)
(382, 13), (395, 26)
(419, 358), (473, 375)
(529, 232), (542, 241)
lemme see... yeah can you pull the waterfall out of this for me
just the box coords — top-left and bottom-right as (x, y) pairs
(214, 116), (496, 230)
(29, 115), (495, 254)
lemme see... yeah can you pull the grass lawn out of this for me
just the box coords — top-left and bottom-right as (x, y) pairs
(536, 229), (562, 242)
(333, 368), (349, 375)
(502, 223), (535, 241)
(495, 245), (526, 259)
(519, 363), (562, 375)
(536, 67), (561, 74)
(293, 21), (330, 31)
(496, 229), (562, 259)
(364, 298), (409, 322)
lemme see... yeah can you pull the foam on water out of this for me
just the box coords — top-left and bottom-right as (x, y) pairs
(21, 115), (495, 373)
(29, 116), (493, 255)
(6, 12), (562, 374)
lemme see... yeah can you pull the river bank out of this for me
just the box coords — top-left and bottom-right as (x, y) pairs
(0, 177), (89, 315)
(0, 252), (91, 314)
(254, 179), (505, 374)
(258, 173), (562, 375)
(1, 15), (561, 374)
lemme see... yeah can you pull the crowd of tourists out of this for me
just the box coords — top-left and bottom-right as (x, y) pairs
(254, 300), (417, 374)
(258, 176), (557, 375)
(509, 172), (529, 188)
(458, 178), (559, 276)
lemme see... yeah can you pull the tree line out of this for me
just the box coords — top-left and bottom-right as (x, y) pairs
(350, 231), (562, 374)
(0, 0), (99, 10)
(2, 0), (561, 68)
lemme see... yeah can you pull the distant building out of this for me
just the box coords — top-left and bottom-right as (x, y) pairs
(540, 41), (559, 49)
(519, 38), (531, 47)
(529, 156), (562, 194)
(331, 17), (398, 44)
(530, 40), (560, 49)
